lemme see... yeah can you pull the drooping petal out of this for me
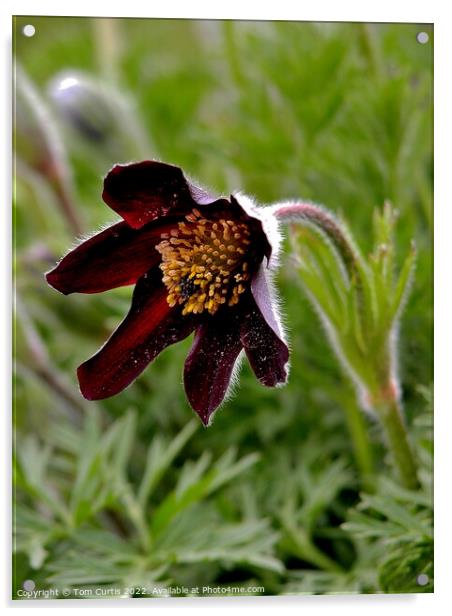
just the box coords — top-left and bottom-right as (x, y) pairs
(102, 160), (220, 229)
(46, 220), (175, 295)
(250, 265), (284, 340)
(183, 315), (243, 426)
(77, 269), (196, 400)
(241, 268), (289, 387)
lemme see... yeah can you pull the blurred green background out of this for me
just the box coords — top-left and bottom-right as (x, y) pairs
(13, 17), (433, 598)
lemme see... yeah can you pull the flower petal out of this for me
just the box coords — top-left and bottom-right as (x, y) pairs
(77, 269), (196, 400)
(46, 220), (174, 295)
(251, 265), (285, 337)
(230, 195), (273, 261)
(183, 314), (243, 426)
(102, 160), (219, 229)
(242, 270), (289, 386)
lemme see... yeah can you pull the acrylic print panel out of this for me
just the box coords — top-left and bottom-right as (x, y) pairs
(13, 16), (433, 600)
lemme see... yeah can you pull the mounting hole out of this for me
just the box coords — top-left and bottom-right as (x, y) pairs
(416, 31), (429, 44)
(23, 579), (36, 591)
(416, 573), (429, 586)
(22, 24), (35, 37)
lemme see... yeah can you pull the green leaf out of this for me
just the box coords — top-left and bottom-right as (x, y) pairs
(138, 419), (198, 506)
(388, 243), (417, 324)
(151, 450), (259, 536)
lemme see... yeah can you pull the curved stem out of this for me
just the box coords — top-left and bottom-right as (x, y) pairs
(273, 202), (359, 280)
(274, 201), (420, 489)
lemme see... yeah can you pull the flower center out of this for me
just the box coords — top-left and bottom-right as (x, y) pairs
(156, 208), (252, 315)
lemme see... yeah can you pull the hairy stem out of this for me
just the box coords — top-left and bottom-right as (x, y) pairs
(372, 390), (419, 490)
(273, 202), (359, 280)
(275, 201), (419, 489)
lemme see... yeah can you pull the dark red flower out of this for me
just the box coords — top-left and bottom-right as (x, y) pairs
(46, 161), (289, 425)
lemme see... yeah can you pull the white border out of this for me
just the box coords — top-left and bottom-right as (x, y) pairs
(1, 0), (440, 22)
(2, 1), (450, 613)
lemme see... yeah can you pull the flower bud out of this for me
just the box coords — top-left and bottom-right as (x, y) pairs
(48, 71), (150, 160)
(14, 65), (82, 234)
(15, 65), (68, 181)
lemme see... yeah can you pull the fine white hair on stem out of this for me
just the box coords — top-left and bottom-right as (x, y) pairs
(270, 199), (365, 283)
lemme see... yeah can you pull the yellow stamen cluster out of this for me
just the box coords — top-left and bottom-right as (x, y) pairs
(156, 208), (251, 315)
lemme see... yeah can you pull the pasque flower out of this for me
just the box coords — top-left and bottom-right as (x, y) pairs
(46, 161), (289, 425)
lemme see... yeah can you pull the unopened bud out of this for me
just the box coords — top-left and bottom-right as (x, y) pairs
(48, 71), (150, 160)
(14, 65), (82, 234)
(15, 65), (67, 180)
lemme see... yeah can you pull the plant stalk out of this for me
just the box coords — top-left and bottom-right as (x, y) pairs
(274, 201), (420, 489)
(273, 202), (359, 279)
(372, 391), (419, 490)
(341, 394), (375, 491)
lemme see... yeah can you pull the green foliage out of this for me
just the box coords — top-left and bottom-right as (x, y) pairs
(13, 17), (432, 597)
(14, 411), (281, 597)
(283, 406), (433, 595)
(288, 203), (421, 491)
(342, 442), (433, 594)
(291, 203), (416, 400)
